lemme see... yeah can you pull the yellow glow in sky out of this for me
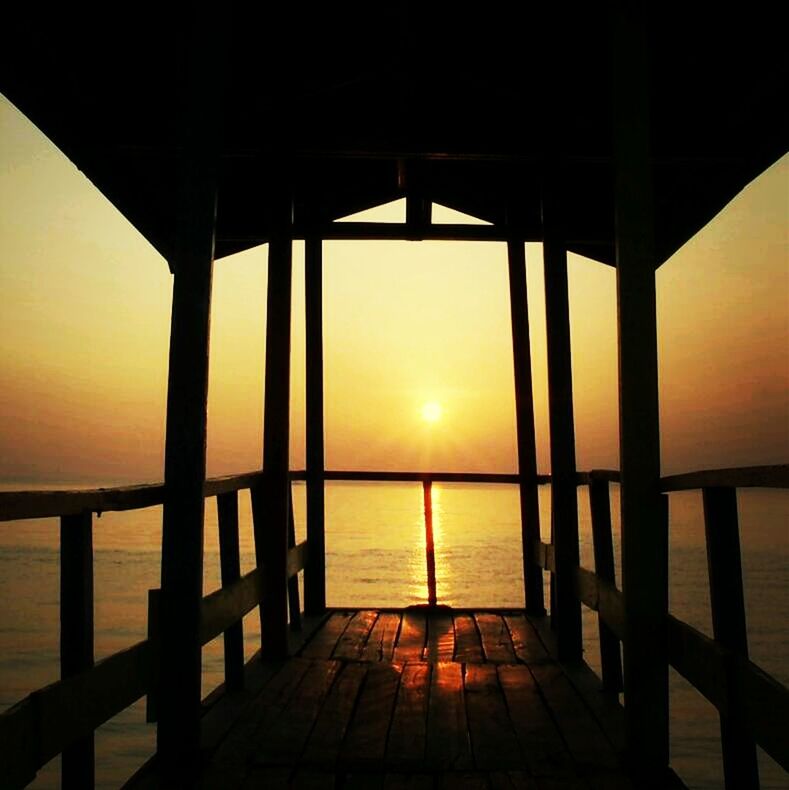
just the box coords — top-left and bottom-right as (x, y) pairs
(0, 93), (786, 484)
(421, 402), (442, 423)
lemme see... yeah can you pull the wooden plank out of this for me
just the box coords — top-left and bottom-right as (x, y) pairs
(253, 659), (341, 766)
(302, 662), (368, 768)
(341, 662), (402, 767)
(333, 611), (379, 660)
(474, 614), (516, 663)
(344, 775), (384, 790)
(287, 491), (301, 631)
(392, 610), (427, 663)
(217, 490), (244, 691)
(573, 568), (625, 641)
(424, 609), (455, 662)
(507, 238), (545, 615)
(425, 661), (473, 770)
(240, 766), (292, 789)
(205, 470), (265, 497)
(502, 614), (551, 665)
(588, 478), (623, 693)
(257, 189), (294, 660)
(453, 614), (484, 663)
(60, 511), (95, 790)
(0, 483), (166, 521)
(0, 640), (151, 785)
(290, 770), (337, 789)
(305, 232), (327, 615)
(463, 664), (521, 770)
(661, 464), (789, 492)
(667, 615), (789, 771)
(497, 665), (578, 781)
(487, 772), (541, 790)
(386, 663), (431, 768)
(321, 471), (521, 484)
(301, 612), (355, 659)
(542, 193), (581, 662)
(362, 612), (402, 662)
(437, 773), (488, 789)
(702, 486), (759, 788)
(382, 775), (434, 790)
(200, 569), (264, 645)
(288, 540), (309, 577)
(204, 659), (311, 789)
(612, 3), (668, 774)
(529, 664), (630, 790)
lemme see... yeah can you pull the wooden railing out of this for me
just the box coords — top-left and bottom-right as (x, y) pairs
(1, 464), (787, 789)
(531, 464), (789, 789)
(0, 470), (308, 790)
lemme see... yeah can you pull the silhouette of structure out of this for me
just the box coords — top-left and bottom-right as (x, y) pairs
(1, 5), (787, 789)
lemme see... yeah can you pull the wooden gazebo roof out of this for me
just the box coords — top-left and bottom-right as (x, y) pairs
(1, 5), (785, 266)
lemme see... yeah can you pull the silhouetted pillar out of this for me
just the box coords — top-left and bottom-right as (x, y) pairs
(507, 238), (545, 615)
(256, 185), (293, 659)
(612, 3), (669, 774)
(542, 180), (582, 662)
(305, 232), (326, 614)
(156, 14), (221, 780)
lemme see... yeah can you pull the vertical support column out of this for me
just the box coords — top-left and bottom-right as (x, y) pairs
(612, 2), (669, 773)
(589, 475), (624, 692)
(304, 233), (326, 615)
(61, 512), (94, 790)
(423, 481), (438, 607)
(157, 14), (220, 773)
(256, 186), (293, 659)
(506, 239), (545, 615)
(217, 491), (244, 692)
(542, 183), (582, 661)
(703, 487), (759, 789)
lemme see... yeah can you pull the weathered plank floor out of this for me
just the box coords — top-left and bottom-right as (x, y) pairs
(195, 608), (654, 790)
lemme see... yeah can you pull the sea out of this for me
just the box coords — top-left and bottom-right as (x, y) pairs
(0, 481), (787, 789)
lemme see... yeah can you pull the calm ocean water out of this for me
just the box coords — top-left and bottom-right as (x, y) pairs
(0, 482), (787, 789)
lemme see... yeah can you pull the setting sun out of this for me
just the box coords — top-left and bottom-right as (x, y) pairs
(421, 402), (442, 423)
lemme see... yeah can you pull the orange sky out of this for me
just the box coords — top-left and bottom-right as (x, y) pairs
(1, 95), (787, 484)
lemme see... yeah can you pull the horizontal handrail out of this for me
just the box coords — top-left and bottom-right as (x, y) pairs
(2, 464), (785, 523)
(660, 464), (789, 492)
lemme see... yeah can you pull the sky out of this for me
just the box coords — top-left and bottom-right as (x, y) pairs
(0, 94), (787, 484)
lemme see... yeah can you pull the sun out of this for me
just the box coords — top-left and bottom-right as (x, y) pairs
(421, 401), (442, 423)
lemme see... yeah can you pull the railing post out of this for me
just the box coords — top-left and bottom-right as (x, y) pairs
(423, 480), (438, 606)
(543, 179), (582, 662)
(507, 237), (545, 616)
(612, 2), (669, 774)
(255, 182), (293, 660)
(305, 231), (327, 615)
(287, 487), (302, 631)
(589, 476), (623, 693)
(217, 491), (244, 692)
(60, 512), (94, 790)
(703, 486), (760, 789)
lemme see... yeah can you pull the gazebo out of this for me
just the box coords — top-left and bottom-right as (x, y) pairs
(1, 5), (786, 789)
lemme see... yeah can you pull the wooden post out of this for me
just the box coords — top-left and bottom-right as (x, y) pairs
(612, 2), (669, 773)
(256, 185), (293, 659)
(542, 183), (582, 661)
(703, 487), (759, 789)
(304, 232), (326, 615)
(60, 512), (94, 790)
(217, 491), (244, 692)
(157, 12), (220, 773)
(287, 487), (302, 631)
(507, 238), (545, 615)
(589, 476), (624, 692)
(423, 481), (438, 606)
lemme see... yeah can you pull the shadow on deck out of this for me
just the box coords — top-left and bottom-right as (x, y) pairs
(129, 607), (685, 790)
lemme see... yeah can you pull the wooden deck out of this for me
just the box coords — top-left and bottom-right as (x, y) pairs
(184, 608), (672, 790)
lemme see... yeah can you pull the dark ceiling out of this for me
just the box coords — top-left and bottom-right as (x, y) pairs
(1, 4), (785, 266)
